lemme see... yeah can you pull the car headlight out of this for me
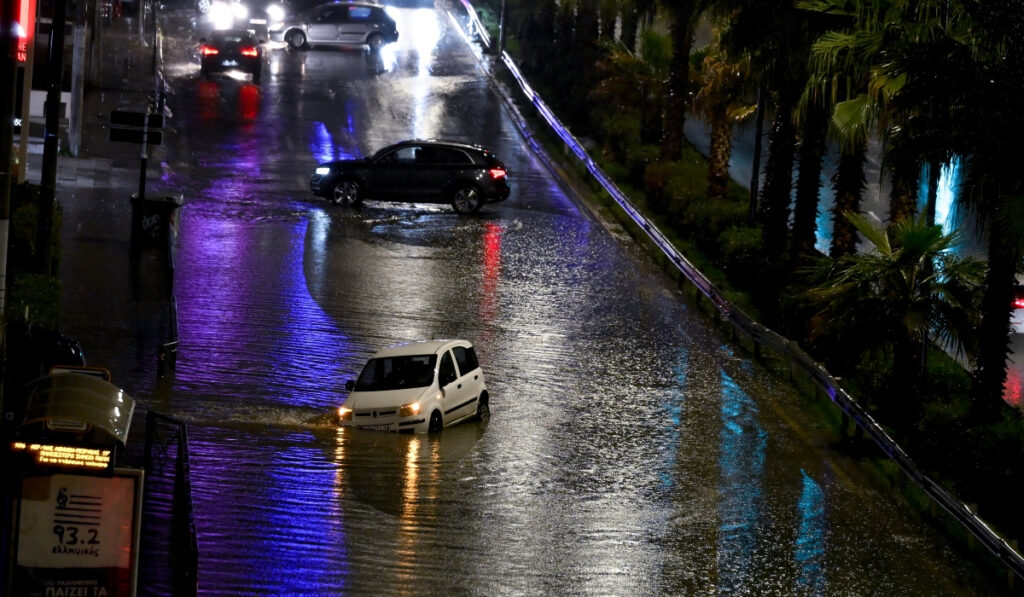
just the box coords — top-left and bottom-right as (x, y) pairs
(266, 4), (284, 22)
(398, 402), (420, 417)
(315, 166), (331, 175)
(337, 405), (353, 421)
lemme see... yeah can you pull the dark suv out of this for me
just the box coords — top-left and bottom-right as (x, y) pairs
(310, 140), (511, 214)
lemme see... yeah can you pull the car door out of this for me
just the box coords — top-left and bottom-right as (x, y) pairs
(451, 344), (485, 407)
(307, 6), (341, 43)
(438, 349), (475, 423)
(423, 146), (474, 201)
(337, 4), (373, 45)
(367, 144), (422, 200)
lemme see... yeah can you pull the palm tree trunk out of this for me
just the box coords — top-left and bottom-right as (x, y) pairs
(760, 92), (798, 257)
(706, 110), (733, 201)
(791, 101), (829, 261)
(925, 158), (941, 226)
(661, 1), (697, 161)
(748, 87), (766, 222)
(887, 151), (920, 226)
(974, 211), (1019, 421)
(830, 139), (867, 258)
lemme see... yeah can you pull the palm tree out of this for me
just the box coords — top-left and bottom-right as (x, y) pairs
(804, 213), (985, 423)
(691, 25), (755, 202)
(591, 32), (671, 168)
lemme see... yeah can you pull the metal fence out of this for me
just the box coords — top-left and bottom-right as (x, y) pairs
(140, 411), (199, 596)
(452, 0), (1024, 586)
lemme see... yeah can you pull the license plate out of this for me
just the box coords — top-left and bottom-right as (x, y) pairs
(361, 424), (391, 431)
(222, 59), (238, 66)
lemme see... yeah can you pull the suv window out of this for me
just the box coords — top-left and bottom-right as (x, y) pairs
(439, 352), (457, 386)
(452, 345), (479, 376)
(347, 5), (374, 20)
(427, 147), (471, 165)
(318, 6), (344, 22)
(378, 146), (418, 164)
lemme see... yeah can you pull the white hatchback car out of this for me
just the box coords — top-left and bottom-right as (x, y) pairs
(337, 339), (489, 433)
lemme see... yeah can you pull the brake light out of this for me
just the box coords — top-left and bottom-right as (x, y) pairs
(200, 45), (219, 56)
(489, 167), (506, 180)
(240, 45), (258, 57)
(1014, 296), (1024, 309)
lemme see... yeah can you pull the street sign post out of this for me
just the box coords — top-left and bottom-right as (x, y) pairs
(108, 106), (163, 201)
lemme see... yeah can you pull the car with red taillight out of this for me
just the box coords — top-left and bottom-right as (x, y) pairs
(199, 28), (264, 84)
(310, 139), (511, 214)
(1012, 285), (1024, 334)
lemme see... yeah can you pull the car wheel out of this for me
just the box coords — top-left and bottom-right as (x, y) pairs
(286, 30), (307, 50)
(196, 0), (211, 13)
(451, 186), (482, 214)
(366, 33), (384, 51)
(428, 411), (443, 433)
(475, 396), (489, 422)
(332, 180), (360, 206)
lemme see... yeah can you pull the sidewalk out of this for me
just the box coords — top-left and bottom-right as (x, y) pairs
(24, 10), (168, 191)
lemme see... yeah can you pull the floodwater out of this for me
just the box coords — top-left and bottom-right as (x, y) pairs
(51, 5), (1005, 595)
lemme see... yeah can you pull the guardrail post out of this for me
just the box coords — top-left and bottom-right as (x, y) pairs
(1010, 540), (1019, 590)
(967, 504), (977, 551)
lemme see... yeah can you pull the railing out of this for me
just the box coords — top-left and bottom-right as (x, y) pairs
(453, 0), (1024, 585)
(141, 411), (199, 596)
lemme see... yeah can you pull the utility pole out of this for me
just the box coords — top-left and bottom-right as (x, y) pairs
(38, 0), (69, 275)
(497, 0), (506, 55)
(1, 0), (21, 413)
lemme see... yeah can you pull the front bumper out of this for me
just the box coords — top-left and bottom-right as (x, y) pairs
(310, 173), (330, 196)
(339, 409), (427, 433)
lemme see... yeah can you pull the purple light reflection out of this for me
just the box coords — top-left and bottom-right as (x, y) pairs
(174, 214), (349, 409)
(311, 119), (362, 164)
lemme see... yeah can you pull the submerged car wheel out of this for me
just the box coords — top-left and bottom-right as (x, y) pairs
(451, 186), (482, 214)
(332, 180), (360, 206)
(286, 30), (307, 49)
(366, 33), (385, 51)
(475, 395), (489, 422)
(428, 411), (443, 433)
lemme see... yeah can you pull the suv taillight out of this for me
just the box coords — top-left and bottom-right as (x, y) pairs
(200, 45), (219, 56)
(240, 45), (258, 57)
(489, 167), (506, 180)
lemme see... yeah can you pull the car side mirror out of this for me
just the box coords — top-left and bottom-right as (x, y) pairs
(345, 379), (354, 391)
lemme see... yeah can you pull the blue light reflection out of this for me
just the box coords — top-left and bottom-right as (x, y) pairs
(716, 368), (766, 590)
(795, 469), (827, 595)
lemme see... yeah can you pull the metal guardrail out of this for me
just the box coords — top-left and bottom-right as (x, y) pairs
(454, 0), (1024, 584)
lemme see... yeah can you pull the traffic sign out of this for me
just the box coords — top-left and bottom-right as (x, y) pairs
(109, 110), (163, 128)
(109, 128), (163, 145)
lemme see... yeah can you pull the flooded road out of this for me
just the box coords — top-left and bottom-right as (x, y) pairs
(52, 5), (1001, 595)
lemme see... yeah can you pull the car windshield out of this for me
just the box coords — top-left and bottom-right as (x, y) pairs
(355, 354), (436, 391)
(214, 31), (251, 43)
